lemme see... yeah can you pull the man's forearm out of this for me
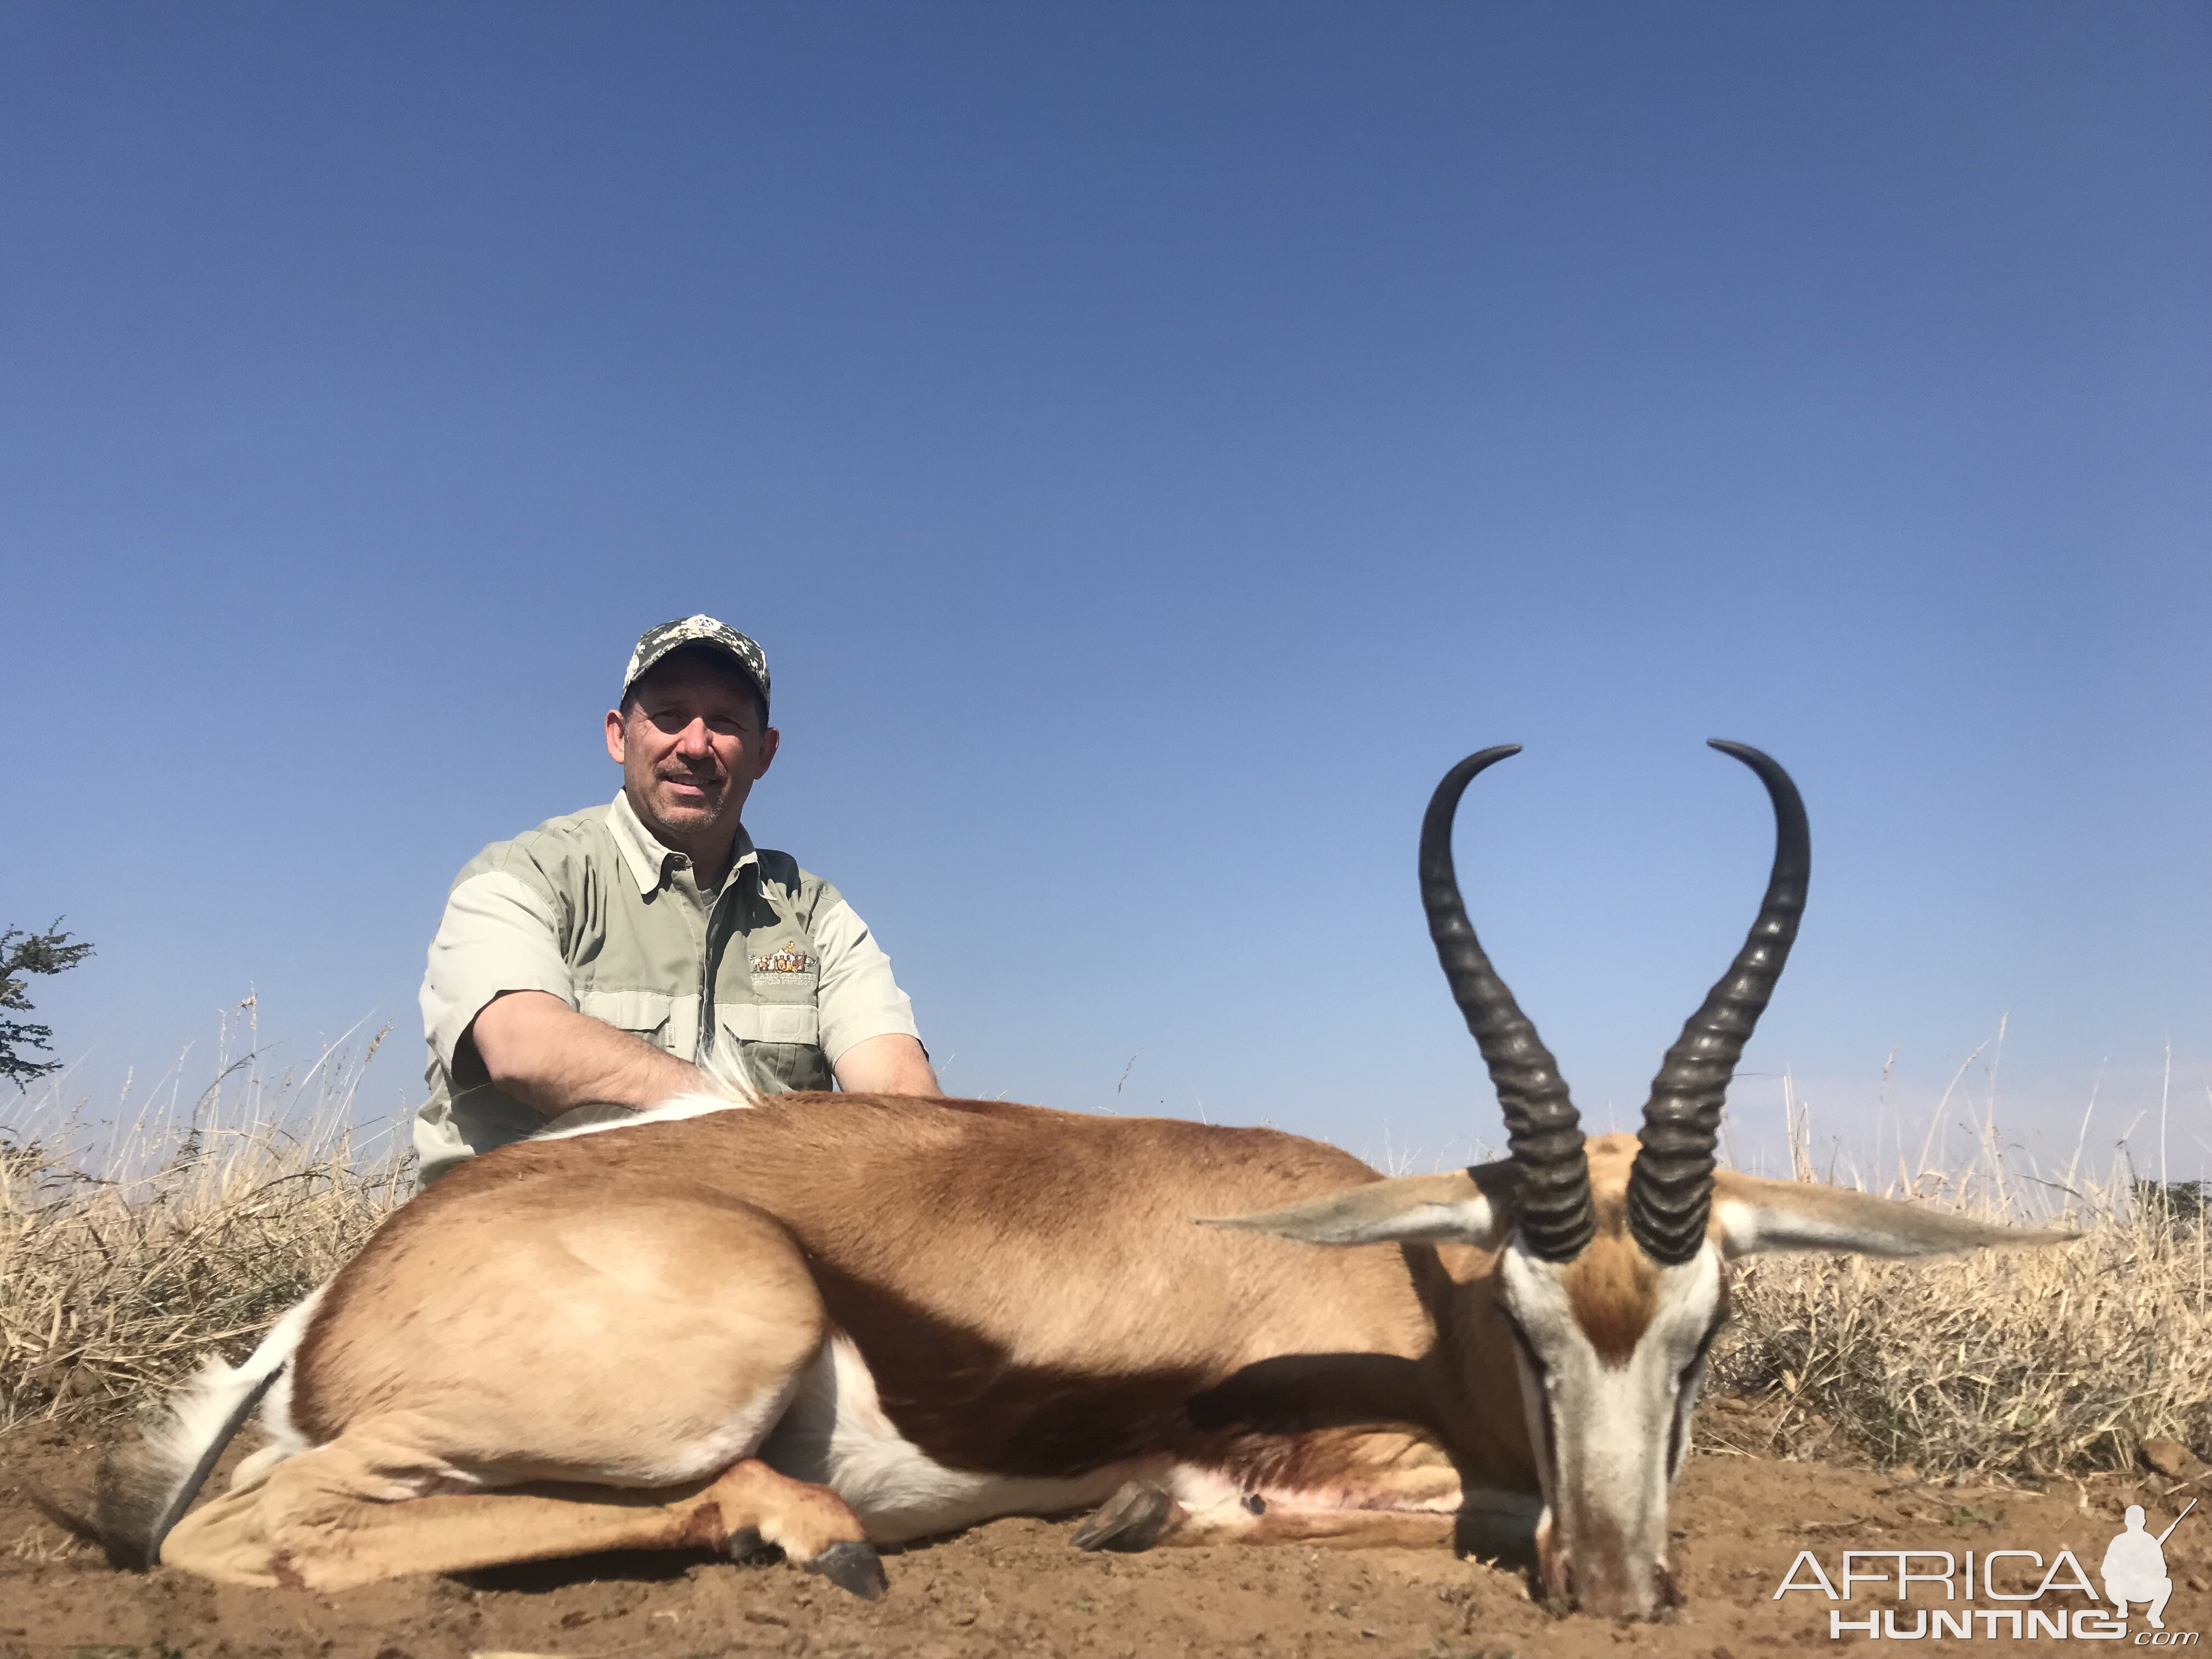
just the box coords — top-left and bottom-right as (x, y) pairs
(832, 1032), (943, 1097)
(469, 990), (708, 1119)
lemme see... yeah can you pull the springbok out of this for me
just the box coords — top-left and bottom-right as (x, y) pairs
(83, 741), (2063, 1619)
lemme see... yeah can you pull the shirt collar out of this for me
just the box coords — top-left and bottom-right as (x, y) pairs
(606, 791), (758, 896)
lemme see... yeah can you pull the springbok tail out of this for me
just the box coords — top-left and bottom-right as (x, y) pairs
(698, 1037), (764, 1104)
(91, 1288), (325, 1570)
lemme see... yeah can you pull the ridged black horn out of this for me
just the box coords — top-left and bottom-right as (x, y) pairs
(1628, 741), (1811, 1266)
(1421, 747), (1593, 1262)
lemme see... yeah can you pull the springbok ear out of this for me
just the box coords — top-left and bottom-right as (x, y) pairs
(1710, 1170), (2078, 1260)
(1196, 1170), (1505, 1248)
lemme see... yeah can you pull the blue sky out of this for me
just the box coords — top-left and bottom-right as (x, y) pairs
(4, 3), (2206, 1182)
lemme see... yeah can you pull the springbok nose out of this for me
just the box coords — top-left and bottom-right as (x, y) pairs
(1574, 1570), (1665, 1621)
(1563, 1516), (1665, 1620)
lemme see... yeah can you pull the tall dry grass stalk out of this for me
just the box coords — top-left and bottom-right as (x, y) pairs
(0, 1005), (409, 1431)
(1709, 1072), (2212, 1479)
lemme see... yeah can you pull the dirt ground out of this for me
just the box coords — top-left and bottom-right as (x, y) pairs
(4, 1408), (2207, 1659)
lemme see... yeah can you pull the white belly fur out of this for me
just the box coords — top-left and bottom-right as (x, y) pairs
(761, 1333), (1149, 1543)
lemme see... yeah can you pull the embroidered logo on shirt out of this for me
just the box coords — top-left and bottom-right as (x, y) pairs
(752, 940), (814, 976)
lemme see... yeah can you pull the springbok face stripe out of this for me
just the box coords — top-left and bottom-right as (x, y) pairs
(1560, 1234), (1664, 1366)
(1497, 1227), (1728, 1617)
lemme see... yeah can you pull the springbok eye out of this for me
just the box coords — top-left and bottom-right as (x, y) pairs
(1678, 1314), (1727, 1389)
(1498, 1308), (1548, 1380)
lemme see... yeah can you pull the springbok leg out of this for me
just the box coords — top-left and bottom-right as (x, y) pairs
(1077, 1479), (1465, 1552)
(1076, 1432), (1533, 1558)
(162, 1435), (878, 1594)
(163, 1193), (884, 1593)
(1179, 1506), (1462, 1549)
(1168, 1488), (1542, 1556)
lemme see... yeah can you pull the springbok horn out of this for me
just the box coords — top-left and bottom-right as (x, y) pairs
(1628, 740), (1812, 1266)
(1421, 747), (1594, 1262)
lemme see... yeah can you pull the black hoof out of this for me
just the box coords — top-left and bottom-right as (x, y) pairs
(724, 1526), (781, 1566)
(803, 1539), (888, 1600)
(1072, 1480), (1177, 1553)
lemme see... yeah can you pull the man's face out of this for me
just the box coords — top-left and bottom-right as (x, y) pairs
(603, 652), (778, 849)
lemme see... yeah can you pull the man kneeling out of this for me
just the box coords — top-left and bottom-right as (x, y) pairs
(414, 614), (939, 1184)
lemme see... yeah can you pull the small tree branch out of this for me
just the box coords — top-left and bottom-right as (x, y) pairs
(1, 919), (95, 1088)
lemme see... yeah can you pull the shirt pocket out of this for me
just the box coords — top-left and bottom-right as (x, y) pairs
(579, 988), (676, 1046)
(719, 1002), (822, 1047)
(746, 934), (821, 1001)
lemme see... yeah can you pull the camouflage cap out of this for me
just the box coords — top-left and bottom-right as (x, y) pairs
(621, 616), (771, 711)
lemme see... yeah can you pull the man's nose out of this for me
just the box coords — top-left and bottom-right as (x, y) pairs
(674, 719), (714, 755)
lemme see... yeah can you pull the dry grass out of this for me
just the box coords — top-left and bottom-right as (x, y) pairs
(2, 1017), (2204, 1485)
(0, 1005), (409, 1431)
(1708, 1073), (2212, 1480)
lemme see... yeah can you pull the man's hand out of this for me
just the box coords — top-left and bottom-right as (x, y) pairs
(469, 990), (710, 1119)
(832, 1032), (942, 1097)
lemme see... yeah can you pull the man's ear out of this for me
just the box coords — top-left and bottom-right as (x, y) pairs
(751, 724), (780, 778)
(1710, 1169), (2076, 1260)
(1196, 1169), (1508, 1248)
(606, 708), (628, 765)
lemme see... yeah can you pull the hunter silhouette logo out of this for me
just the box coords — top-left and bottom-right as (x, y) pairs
(1775, 1498), (2200, 1642)
(2106, 1500), (2196, 1631)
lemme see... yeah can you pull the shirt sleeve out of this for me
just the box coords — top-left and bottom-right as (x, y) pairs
(419, 870), (577, 1073)
(810, 896), (921, 1065)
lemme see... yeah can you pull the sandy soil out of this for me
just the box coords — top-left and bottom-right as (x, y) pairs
(4, 1409), (2206, 1659)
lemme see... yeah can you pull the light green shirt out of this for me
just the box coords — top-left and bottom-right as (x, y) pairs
(414, 792), (919, 1182)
